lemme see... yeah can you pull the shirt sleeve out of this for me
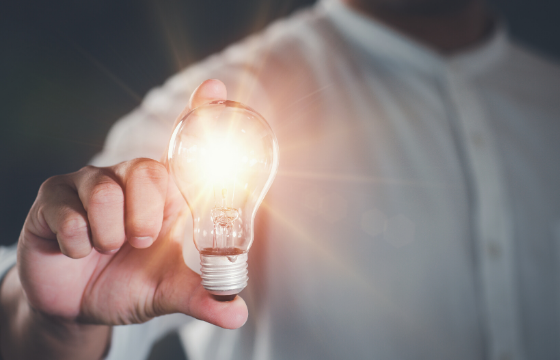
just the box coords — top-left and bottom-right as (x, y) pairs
(0, 244), (17, 286)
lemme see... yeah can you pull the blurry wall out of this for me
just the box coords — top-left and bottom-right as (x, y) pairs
(0, 0), (558, 247)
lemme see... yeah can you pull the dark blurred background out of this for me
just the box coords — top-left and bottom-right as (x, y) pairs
(0, 0), (559, 247)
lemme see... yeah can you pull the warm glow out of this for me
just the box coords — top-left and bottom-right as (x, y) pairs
(184, 133), (256, 210)
(200, 138), (244, 184)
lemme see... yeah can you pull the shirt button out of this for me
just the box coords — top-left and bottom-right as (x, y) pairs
(487, 240), (501, 259)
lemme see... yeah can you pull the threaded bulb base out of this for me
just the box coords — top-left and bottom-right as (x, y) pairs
(200, 252), (248, 301)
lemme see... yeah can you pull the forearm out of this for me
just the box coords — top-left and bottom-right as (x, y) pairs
(0, 267), (111, 360)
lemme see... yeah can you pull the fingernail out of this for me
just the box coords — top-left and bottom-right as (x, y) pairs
(130, 236), (153, 248)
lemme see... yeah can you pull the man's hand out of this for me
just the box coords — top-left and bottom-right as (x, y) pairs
(0, 79), (247, 360)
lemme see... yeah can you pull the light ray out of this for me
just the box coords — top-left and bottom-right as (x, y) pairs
(260, 200), (448, 352)
(283, 83), (334, 110)
(152, 1), (190, 72)
(261, 201), (382, 295)
(54, 32), (143, 103)
(277, 169), (455, 188)
(16, 130), (103, 149)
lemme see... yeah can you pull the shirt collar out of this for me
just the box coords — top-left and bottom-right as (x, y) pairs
(322, 0), (509, 77)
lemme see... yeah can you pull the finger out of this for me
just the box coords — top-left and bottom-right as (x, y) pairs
(34, 176), (93, 259)
(186, 285), (248, 330)
(189, 79), (227, 109)
(163, 79), (228, 165)
(73, 166), (126, 254)
(117, 158), (168, 249)
(153, 236), (248, 329)
(174, 79), (227, 128)
(153, 252), (248, 329)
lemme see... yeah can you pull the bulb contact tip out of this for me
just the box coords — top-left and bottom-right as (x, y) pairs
(212, 294), (238, 302)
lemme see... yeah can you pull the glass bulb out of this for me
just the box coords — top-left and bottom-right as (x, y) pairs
(168, 100), (279, 301)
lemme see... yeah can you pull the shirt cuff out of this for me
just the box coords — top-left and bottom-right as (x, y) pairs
(0, 243), (17, 286)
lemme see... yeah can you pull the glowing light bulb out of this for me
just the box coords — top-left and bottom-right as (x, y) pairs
(168, 100), (279, 301)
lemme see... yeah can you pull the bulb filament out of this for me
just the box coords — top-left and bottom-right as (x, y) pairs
(211, 187), (239, 249)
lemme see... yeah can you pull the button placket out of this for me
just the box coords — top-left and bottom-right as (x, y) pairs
(444, 66), (525, 360)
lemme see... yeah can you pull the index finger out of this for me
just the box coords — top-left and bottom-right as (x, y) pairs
(162, 79), (227, 164)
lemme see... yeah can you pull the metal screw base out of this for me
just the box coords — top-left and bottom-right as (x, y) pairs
(200, 252), (248, 298)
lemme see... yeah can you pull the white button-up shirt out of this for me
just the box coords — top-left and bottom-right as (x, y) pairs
(3, 1), (560, 359)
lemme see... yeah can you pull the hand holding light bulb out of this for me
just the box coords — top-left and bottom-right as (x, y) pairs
(168, 93), (279, 301)
(0, 80), (248, 360)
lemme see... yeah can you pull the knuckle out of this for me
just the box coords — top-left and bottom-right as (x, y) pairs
(38, 175), (65, 195)
(129, 159), (167, 185)
(58, 212), (89, 242)
(78, 165), (97, 174)
(76, 165), (102, 182)
(89, 180), (124, 207)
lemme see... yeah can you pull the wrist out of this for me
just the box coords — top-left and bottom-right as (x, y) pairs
(1, 267), (112, 360)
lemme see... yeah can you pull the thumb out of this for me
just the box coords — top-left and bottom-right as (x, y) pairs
(154, 254), (249, 329)
(154, 195), (247, 329)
